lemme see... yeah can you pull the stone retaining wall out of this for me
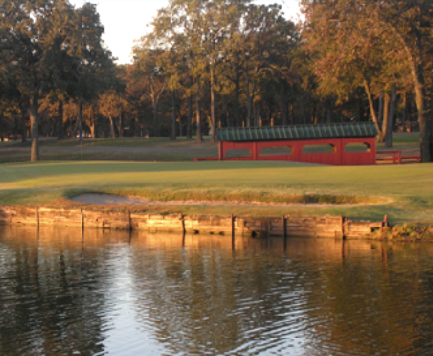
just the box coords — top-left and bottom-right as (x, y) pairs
(0, 206), (384, 240)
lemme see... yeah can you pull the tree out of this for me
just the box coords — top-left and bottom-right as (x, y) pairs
(130, 50), (168, 137)
(0, 0), (76, 161)
(67, 2), (115, 140)
(98, 91), (127, 138)
(301, 0), (433, 161)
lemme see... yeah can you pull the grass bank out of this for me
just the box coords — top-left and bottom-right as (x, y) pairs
(0, 160), (432, 224)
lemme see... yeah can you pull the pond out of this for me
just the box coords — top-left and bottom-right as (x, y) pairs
(1, 226), (433, 356)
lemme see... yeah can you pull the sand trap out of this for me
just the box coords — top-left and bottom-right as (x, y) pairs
(70, 193), (367, 207)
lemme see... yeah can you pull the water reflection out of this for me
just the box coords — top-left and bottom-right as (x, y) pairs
(0, 226), (433, 355)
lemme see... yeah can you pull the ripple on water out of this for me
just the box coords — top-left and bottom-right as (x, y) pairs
(1, 227), (433, 356)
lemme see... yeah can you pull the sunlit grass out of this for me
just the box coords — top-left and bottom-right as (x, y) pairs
(0, 160), (432, 224)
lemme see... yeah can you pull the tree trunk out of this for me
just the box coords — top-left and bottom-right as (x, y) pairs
(300, 99), (306, 125)
(414, 74), (430, 161)
(379, 94), (390, 143)
(171, 91), (176, 140)
(402, 93), (407, 132)
(386, 22), (430, 161)
(210, 68), (216, 142)
(153, 101), (159, 137)
(254, 103), (261, 127)
(364, 80), (383, 139)
(290, 103), (294, 124)
(90, 120), (96, 139)
(326, 102), (332, 124)
(117, 114), (123, 138)
(78, 100), (83, 139)
(281, 90), (288, 126)
(58, 100), (64, 140)
(235, 75), (241, 127)
(187, 95), (192, 139)
(29, 94), (39, 162)
(246, 69), (252, 127)
(71, 117), (78, 138)
(21, 106), (27, 142)
(430, 75), (433, 158)
(385, 83), (397, 148)
(378, 91), (383, 127)
(195, 93), (202, 142)
(109, 115), (115, 138)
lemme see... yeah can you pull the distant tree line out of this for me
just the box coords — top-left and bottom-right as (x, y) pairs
(1, 0), (433, 161)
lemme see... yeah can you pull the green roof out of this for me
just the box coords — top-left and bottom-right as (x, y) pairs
(217, 122), (378, 142)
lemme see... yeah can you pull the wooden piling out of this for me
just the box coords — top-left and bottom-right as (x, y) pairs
(283, 215), (287, 251)
(181, 214), (186, 247)
(181, 214), (185, 233)
(231, 214), (235, 250)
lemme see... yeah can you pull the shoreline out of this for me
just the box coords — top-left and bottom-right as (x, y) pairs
(0, 204), (431, 242)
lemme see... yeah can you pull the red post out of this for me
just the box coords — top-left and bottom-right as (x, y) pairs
(338, 138), (344, 165)
(218, 141), (224, 161)
(371, 137), (376, 165)
(253, 142), (259, 160)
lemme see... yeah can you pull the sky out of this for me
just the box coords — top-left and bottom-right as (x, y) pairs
(68, 0), (302, 64)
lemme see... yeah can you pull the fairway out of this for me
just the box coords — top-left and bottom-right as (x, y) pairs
(0, 160), (432, 224)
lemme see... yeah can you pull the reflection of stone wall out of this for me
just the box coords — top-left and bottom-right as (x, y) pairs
(2, 226), (433, 356)
(0, 206), (383, 239)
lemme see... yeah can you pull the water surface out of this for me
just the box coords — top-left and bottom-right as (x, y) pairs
(1, 226), (433, 356)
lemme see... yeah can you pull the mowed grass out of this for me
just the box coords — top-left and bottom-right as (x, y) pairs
(0, 136), (216, 148)
(0, 160), (432, 224)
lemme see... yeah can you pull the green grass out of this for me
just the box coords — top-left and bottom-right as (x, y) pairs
(0, 160), (432, 225)
(0, 136), (216, 148)
(0, 149), (215, 163)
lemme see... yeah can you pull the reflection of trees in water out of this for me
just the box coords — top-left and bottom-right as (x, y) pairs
(0, 226), (125, 356)
(1, 227), (433, 356)
(128, 233), (309, 355)
(297, 242), (433, 356)
(129, 234), (433, 356)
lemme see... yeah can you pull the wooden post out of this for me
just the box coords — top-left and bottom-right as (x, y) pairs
(283, 215), (287, 252)
(181, 214), (185, 233)
(231, 214), (235, 250)
(81, 209), (84, 233)
(181, 215), (186, 247)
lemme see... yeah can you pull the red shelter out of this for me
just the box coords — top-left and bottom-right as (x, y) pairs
(213, 123), (378, 166)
